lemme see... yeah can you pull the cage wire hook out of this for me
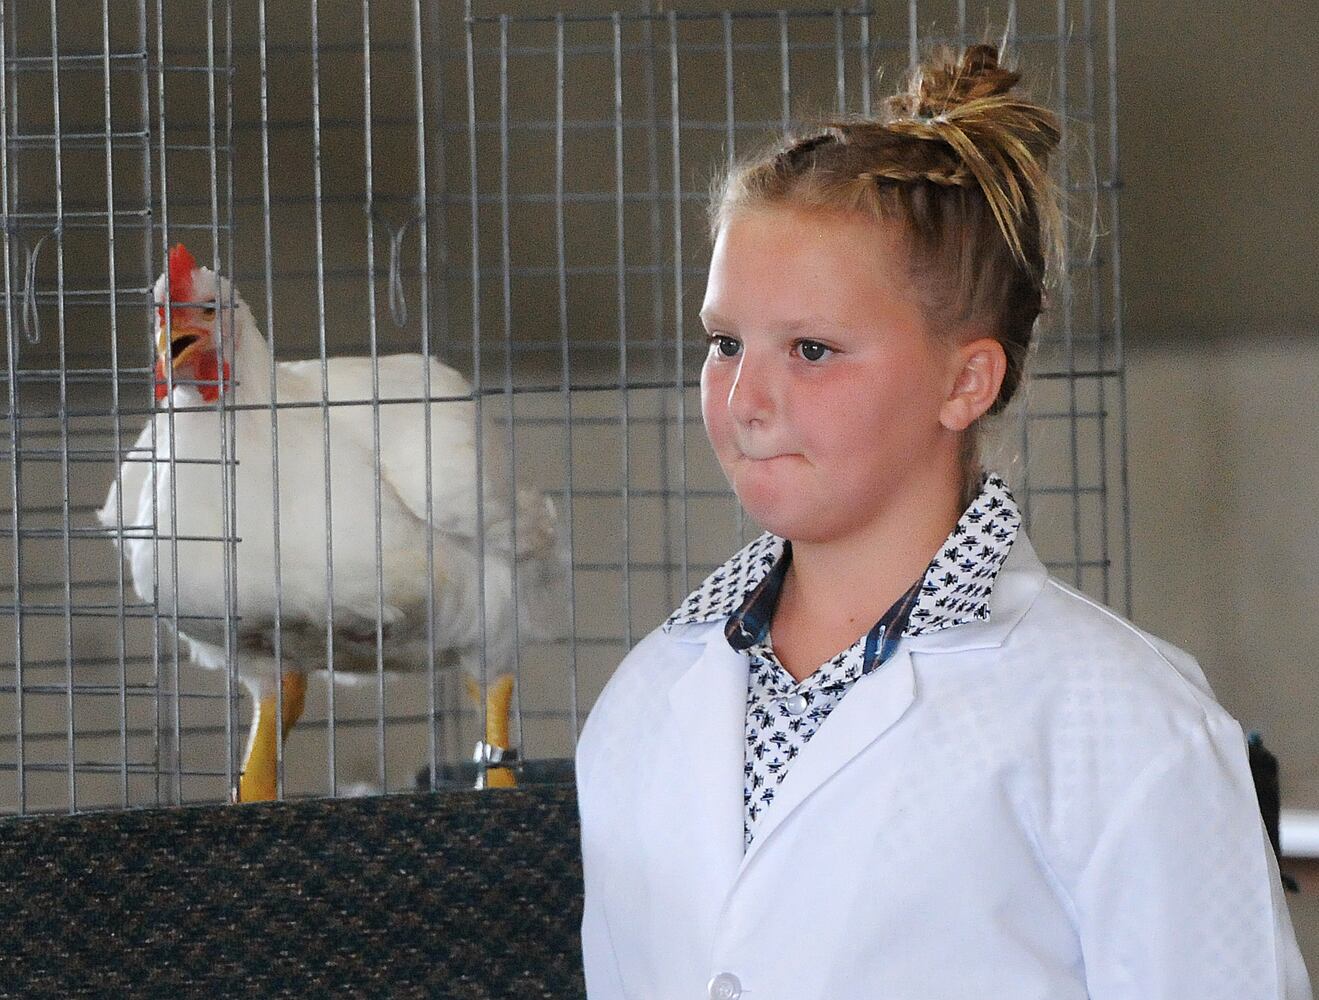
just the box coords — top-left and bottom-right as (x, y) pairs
(1, 218), (61, 348)
(364, 201), (424, 329)
(20, 223), (61, 346)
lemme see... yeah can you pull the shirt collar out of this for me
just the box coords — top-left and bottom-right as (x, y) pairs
(662, 471), (1022, 637)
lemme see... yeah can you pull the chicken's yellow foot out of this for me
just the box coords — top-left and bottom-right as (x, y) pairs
(236, 672), (307, 803)
(465, 674), (517, 788)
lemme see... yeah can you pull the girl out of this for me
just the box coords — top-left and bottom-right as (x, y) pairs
(576, 43), (1310, 999)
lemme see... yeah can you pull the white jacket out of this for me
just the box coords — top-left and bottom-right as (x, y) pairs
(576, 533), (1312, 999)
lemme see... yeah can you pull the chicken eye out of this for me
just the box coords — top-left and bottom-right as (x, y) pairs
(708, 334), (740, 358)
(796, 339), (830, 362)
(201, 302), (216, 318)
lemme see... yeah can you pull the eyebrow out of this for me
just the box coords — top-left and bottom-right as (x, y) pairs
(698, 311), (847, 334)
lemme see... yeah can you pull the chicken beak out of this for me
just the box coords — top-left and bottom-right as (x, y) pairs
(155, 322), (208, 370)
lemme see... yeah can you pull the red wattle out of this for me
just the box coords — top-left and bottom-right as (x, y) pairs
(196, 353), (231, 403)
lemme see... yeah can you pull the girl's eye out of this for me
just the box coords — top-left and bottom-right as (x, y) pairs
(707, 334), (740, 358)
(795, 339), (832, 362)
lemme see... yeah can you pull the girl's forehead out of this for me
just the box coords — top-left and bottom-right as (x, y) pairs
(714, 206), (908, 279)
(705, 205), (918, 324)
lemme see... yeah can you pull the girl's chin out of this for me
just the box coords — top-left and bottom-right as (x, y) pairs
(731, 488), (819, 539)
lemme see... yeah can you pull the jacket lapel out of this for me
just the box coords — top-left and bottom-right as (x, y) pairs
(665, 627), (750, 888)
(737, 647), (917, 871)
(659, 531), (1050, 888)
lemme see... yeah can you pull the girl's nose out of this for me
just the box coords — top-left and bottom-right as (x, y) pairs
(726, 351), (774, 426)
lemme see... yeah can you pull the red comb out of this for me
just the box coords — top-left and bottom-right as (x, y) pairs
(167, 244), (196, 304)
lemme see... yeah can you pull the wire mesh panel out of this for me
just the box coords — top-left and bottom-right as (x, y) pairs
(454, 0), (1131, 738)
(1, 0), (163, 814)
(0, 0), (1129, 816)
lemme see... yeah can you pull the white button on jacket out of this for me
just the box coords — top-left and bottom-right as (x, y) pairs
(707, 971), (742, 999)
(576, 533), (1312, 999)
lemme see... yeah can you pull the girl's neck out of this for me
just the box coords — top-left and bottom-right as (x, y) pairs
(771, 461), (965, 680)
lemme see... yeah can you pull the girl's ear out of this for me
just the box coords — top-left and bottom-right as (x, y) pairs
(939, 336), (1007, 432)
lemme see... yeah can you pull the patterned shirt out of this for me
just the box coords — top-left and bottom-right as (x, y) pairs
(663, 472), (1023, 848)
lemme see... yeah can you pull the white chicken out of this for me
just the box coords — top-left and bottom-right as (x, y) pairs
(99, 244), (566, 802)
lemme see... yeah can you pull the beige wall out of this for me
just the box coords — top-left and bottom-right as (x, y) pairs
(1117, 3), (1319, 340)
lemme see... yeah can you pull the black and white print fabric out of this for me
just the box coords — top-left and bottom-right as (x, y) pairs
(663, 531), (786, 633)
(662, 472), (1022, 849)
(662, 473), (1021, 636)
(740, 642), (865, 845)
(906, 472), (1022, 634)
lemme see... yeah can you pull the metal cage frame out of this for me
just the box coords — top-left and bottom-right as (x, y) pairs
(0, 0), (1130, 816)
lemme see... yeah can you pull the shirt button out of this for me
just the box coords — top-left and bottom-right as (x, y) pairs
(707, 972), (743, 1000)
(782, 692), (808, 715)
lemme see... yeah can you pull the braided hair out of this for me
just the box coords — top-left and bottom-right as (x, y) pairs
(708, 43), (1064, 502)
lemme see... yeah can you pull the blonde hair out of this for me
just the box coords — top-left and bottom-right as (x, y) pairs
(707, 42), (1064, 505)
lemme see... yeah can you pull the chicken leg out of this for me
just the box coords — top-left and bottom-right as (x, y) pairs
(236, 672), (307, 803)
(465, 674), (517, 788)
(235, 671), (515, 799)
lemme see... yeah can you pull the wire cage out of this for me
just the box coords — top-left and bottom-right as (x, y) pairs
(0, 0), (1128, 816)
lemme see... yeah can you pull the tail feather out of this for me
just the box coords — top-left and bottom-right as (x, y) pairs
(510, 489), (570, 642)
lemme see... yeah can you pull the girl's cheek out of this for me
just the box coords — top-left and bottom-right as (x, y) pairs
(699, 365), (716, 425)
(699, 358), (722, 408)
(699, 365), (732, 447)
(700, 389), (725, 442)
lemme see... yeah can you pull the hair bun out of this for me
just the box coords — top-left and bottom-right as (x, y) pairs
(885, 43), (1021, 120)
